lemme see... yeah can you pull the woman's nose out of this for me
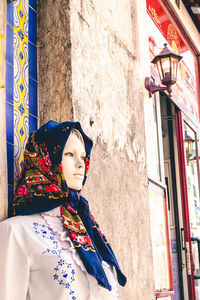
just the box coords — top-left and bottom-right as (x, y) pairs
(76, 157), (84, 168)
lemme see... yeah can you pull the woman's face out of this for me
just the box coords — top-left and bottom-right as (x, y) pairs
(62, 133), (86, 191)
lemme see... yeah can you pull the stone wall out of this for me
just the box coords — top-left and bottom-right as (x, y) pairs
(37, 0), (73, 124)
(37, 0), (155, 298)
(70, 1), (154, 299)
(0, 0), (8, 221)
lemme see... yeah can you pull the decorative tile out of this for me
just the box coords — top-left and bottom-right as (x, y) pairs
(23, 114), (29, 147)
(6, 63), (14, 103)
(13, 0), (20, 28)
(13, 31), (20, 104)
(6, 25), (14, 65)
(14, 106), (20, 148)
(29, 7), (37, 45)
(14, 145), (20, 182)
(13, 27), (29, 108)
(28, 42), (37, 80)
(14, 145), (24, 184)
(29, 114), (37, 134)
(18, 103), (25, 115)
(22, 42), (29, 110)
(7, 0), (37, 203)
(6, 102), (14, 144)
(8, 185), (14, 205)
(14, 110), (29, 183)
(29, 78), (37, 116)
(7, 143), (14, 185)
(22, 0), (29, 38)
(14, 108), (29, 153)
(14, 0), (29, 41)
(7, 1), (14, 27)
(29, 0), (37, 11)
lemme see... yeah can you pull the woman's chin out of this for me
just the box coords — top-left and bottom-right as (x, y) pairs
(68, 184), (83, 191)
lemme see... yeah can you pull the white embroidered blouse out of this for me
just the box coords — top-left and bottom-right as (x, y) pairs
(0, 206), (119, 300)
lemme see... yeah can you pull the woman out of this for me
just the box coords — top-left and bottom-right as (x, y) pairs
(0, 121), (126, 300)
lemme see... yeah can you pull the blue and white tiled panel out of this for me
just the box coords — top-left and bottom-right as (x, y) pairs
(6, 0), (38, 204)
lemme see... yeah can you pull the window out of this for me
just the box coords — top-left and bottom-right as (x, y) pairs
(144, 92), (162, 182)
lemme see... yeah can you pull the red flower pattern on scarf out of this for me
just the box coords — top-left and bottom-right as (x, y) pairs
(45, 184), (60, 193)
(69, 232), (76, 240)
(40, 157), (53, 175)
(85, 158), (90, 174)
(16, 185), (29, 199)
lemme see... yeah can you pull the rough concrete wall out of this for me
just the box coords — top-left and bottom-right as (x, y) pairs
(37, 0), (73, 124)
(0, 0), (8, 221)
(70, 0), (155, 299)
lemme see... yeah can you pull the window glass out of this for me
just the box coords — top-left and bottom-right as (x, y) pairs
(149, 182), (171, 290)
(183, 123), (200, 291)
(183, 123), (200, 237)
(144, 94), (161, 181)
(171, 57), (178, 81)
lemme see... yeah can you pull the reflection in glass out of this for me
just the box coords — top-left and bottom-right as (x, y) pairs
(184, 123), (200, 295)
(157, 60), (163, 82)
(161, 57), (170, 79)
(149, 182), (171, 290)
(171, 57), (178, 81)
(144, 95), (161, 181)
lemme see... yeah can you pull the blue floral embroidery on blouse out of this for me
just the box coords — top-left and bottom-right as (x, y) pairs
(53, 260), (75, 295)
(32, 222), (76, 299)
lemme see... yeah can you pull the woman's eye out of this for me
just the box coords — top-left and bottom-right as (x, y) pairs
(65, 152), (73, 157)
(81, 156), (86, 161)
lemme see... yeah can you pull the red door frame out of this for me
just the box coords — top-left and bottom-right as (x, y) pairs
(176, 110), (198, 300)
(161, 0), (200, 117)
(155, 189), (174, 299)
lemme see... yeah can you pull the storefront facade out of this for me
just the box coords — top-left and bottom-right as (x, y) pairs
(0, 1), (157, 299)
(1, 0), (199, 299)
(144, 0), (200, 299)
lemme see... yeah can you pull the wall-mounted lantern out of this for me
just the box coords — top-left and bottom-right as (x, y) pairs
(145, 43), (182, 98)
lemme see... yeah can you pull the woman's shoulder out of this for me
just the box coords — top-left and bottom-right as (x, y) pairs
(0, 213), (42, 233)
(0, 214), (46, 253)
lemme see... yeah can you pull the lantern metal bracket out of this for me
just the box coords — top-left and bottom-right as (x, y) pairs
(145, 77), (172, 98)
(145, 43), (182, 98)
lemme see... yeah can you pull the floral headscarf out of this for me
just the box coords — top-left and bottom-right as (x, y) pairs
(9, 120), (126, 290)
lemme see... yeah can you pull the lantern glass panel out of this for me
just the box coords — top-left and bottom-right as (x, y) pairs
(161, 57), (170, 80)
(156, 60), (163, 81)
(171, 57), (178, 81)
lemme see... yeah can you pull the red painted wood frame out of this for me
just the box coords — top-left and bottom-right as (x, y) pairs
(164, 189), (174, 292)
(155, 190), (174, 299)
(156, 290), (174, 299)
(176, 111), (198, 300)
(161, 0), (200, 120)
